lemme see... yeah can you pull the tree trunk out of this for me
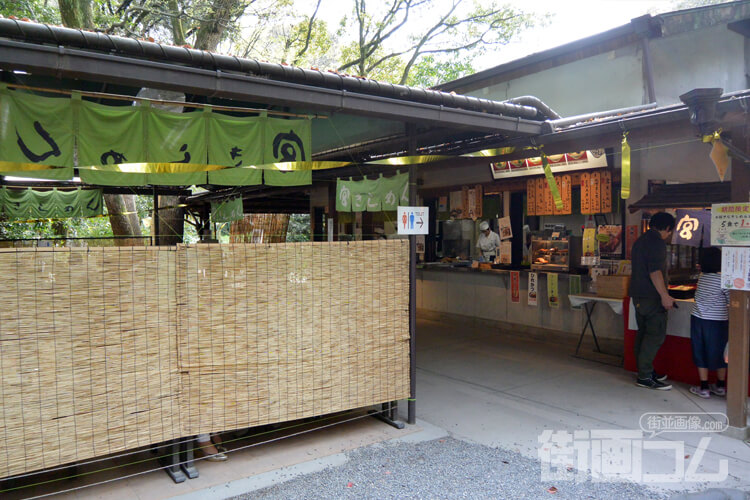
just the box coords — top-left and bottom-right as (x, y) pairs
(156, 195), (184, 245)
(59, 0), (144, 246)
(58, 0), (93, 29)
(104, 194), (143, 246)
(194, 0), (242, 52)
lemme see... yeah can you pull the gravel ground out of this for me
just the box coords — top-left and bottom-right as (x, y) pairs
(230, 437), (669, 500)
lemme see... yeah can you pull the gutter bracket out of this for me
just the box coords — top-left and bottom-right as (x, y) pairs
(56, 45), (64, 79)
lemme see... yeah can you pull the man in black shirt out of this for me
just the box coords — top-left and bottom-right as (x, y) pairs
(630, 212), (676, 390)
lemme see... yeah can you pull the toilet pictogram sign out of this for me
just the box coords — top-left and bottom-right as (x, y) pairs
(397, 206), (429, 235)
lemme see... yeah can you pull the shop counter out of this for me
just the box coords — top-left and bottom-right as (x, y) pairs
(624, 297), (750, 394)
(417, 266), (624, 342)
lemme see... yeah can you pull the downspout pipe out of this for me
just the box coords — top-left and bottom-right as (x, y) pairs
(542, 102), (658, 133)
(506, 96), (561, 120)
(0, 18), (556, 121)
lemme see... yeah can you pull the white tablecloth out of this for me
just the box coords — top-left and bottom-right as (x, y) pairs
(627, 298), (694, 338)
(568, 294), (624, 315)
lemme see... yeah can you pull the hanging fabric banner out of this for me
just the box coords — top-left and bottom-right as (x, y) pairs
(0, 87), (74, 168)
(264, 117), (312, 163)
(541, 154), (563, 210)
(208, 167), (262, 186)
(0, 187), (102, 220)
(528, 272), (538, 306)
(263, 170), (312, 186)
(547, 273), (560, 308)
(621, 132), (631, 199)
(335, 173), (408, 212)
(336, 178), (353, 212)
(208, 114), (264, 167)
(78, 100), (145, 167)
(510, 271), (520, 303)
(672, 209), (711, 247)
(211, 196), (244, 223)
(148, 107), (208, 164)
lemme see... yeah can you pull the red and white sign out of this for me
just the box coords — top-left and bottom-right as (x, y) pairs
(528, 272), (538, 307)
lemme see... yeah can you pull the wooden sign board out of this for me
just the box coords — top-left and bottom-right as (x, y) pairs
(527, 178), (536, 215)
(581, 172), (591, 214)
(590, 171), (601, 214)
(601, 171), (612, 214)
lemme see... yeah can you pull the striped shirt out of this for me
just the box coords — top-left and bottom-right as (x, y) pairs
(691, 273), (730, 321)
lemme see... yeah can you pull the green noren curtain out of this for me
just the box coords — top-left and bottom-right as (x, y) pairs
(0, 187), (102, 220)
(0, 87), (74, 168)
(208, 114), (264, 167)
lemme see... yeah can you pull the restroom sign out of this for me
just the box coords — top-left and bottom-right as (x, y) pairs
(397, 206), (429, 235)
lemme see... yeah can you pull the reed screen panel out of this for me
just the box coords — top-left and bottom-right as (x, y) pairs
(0, 240), (410, 478)
(177, 240), (411, 435)
(0, 247), (180, 479)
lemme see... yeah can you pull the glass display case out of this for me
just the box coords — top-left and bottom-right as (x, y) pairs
(531, 235), (581, 272)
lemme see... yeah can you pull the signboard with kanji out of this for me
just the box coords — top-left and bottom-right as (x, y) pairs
(711, 203), (750, 246)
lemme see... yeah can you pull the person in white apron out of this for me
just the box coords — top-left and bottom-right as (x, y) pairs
(476, 220), (500, 261)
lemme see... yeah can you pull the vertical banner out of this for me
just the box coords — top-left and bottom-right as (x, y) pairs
(582, 227), (597, 265)
(467, 187), (478, 219)
(580, 172), (592, 214)
(590, 171), (601, 214)
(537, 177), (547, 215)
(526, 178), (536, 215)
(528, 272), (538, 306)
(511, 271), (521, 303)
(542, 154), (563, 210)
(547, 273), (560, 308)
(560, 175), (572, 215)
(264, 117), (311, 162)
(600, 170), (612, 213)
(569, 274), (582, 296)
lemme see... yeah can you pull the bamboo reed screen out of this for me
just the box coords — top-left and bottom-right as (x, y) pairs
(0, 240), (410, 479)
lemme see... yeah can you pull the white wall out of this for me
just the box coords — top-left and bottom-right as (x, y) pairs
(464, 23), (747, 119)
(650, 25), (746, 105)
(468, 46), (645, 117)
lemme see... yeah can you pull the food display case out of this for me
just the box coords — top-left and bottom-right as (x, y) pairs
(531, 235), (582, 272)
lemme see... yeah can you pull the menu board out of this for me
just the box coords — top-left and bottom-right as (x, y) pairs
(462, 186), (470, 219)
(590, 171), (601, 214)
(467, 187), (478, 219)
(527, 178), (536, 215)
(580, 172), (591, 214)
(536, 177), (546, 215)
(562, 175), (572, 214)
(449, 190), (463, 218)
(721, 247), (750, 291)
(711, 203), (750, 246)
(600, 171), (612, 213)
(473, 184), (483, 219)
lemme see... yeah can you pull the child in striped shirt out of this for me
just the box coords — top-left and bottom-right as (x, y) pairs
(689, 247), (729, 399)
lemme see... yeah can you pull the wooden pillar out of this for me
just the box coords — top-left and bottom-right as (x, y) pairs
(727, 124), (750, 432)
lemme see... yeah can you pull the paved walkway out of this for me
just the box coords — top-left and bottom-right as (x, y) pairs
(6, 317), (749, 498)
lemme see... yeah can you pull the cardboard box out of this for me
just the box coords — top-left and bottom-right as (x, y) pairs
(596, 275), (631, 299)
